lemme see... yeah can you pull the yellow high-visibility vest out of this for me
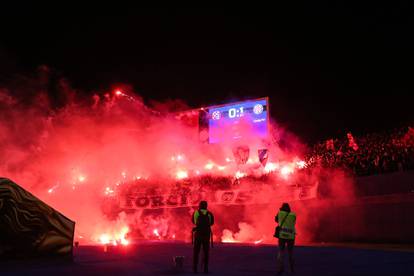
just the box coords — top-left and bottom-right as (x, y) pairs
(278, 210), (296, 240)
(193, 209), (212, 225)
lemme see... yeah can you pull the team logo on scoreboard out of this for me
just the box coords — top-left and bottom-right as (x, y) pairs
(205, 98), (268, 144)
(253, 104), (264, 115)
(212, 111), (221, 120)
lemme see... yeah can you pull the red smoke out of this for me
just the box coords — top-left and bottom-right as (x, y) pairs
(0, 68), (355, 246)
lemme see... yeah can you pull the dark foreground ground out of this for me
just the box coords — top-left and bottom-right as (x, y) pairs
(2, 242), (414, 276)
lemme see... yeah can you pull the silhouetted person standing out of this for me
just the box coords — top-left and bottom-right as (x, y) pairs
(192, 200), (214, 273)
(275, 202), (296, 274)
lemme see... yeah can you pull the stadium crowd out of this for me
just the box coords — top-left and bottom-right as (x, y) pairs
(306, 126), (414, 176)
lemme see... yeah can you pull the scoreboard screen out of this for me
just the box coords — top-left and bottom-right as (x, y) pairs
(206, 98), (269, 144)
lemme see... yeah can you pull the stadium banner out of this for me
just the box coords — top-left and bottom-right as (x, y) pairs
(120, 189), (259, 210)
(118, 187), (316, 210)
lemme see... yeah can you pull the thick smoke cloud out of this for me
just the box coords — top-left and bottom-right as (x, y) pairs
(0, 67), (355, 245)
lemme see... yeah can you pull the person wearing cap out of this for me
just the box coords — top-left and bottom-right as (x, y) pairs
(275, 202), (296, 274)
(192, 200), (214, 273)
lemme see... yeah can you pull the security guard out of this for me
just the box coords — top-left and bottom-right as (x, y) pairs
(192, 200), (214, 273)
(275, 202), (296, 274)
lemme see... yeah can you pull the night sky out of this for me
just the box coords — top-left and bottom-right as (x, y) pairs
(1, 3), (413, 143)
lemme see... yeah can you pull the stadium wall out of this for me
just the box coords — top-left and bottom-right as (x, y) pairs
(306, 171), (414, 243)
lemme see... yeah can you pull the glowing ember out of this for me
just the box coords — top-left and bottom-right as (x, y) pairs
(78, 175), (86, 182)
(296, 160), (307, 169)
(280, 165), (294, 178)
(99, 234), (110, 245)
(264, 162), (278, 173)
(115, 90), (123, 96)
(217, 165), (226, 171)
(176, 170), (188, 179)
(120, 238), (129, 246)
(153, 229), (160, 238)
(254, 239), (263, 244)
(235, 171), (246, 179)
(47, 185), (58, 194)
(225, 157), (232, 162)
(172, 154), (184, 162)
(119, 226), (130, 246)
(204, 162), (214, 170)
(104, 186), (115, 196)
